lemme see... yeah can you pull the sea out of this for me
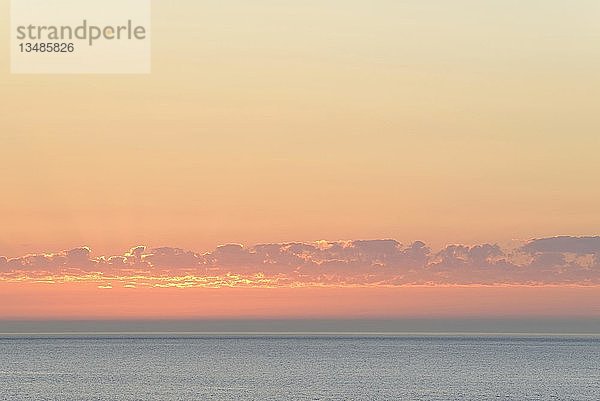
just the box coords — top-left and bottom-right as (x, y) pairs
(0, 334), (598, 400)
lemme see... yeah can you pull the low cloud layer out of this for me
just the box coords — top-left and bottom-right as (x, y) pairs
(1, 236), (599, 286)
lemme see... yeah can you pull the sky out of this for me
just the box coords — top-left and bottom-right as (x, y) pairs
(2, 236), (600, 320)
(1, 1), (599, 322)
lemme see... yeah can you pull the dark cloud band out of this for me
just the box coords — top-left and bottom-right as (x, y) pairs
(1, 236), (599, 285)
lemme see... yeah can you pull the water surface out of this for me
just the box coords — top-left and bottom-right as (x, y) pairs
(1, 335), (598, 400)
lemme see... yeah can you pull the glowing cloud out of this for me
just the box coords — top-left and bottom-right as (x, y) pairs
(1, 236), (599, 288)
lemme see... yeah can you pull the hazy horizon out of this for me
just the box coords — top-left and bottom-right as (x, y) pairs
(2, 317), (599, 335)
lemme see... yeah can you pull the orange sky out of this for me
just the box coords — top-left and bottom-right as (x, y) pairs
(1, 1), (599, 256)
(1, 1), (599, 321)
(1, 236), (599, 319)
(1, 282), (599, 320)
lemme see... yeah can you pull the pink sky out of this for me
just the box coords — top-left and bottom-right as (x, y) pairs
(1, 283), (598, 320)
(1, 236), (599, 319)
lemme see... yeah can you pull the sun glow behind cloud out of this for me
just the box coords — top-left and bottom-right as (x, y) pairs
(2, 236), (600, 289)
(1, 236), (599, 320)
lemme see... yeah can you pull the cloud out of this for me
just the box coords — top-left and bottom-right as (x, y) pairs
(1, 236), (599, 285)
(0, 247), (98, 273)
(142, 247), (205, 269)
(521, 236), (600, 255)
(0, 256), (8, 272)
(431, 244), (507, 269)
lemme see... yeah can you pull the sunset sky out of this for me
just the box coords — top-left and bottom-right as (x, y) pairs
(1, 1), (599, 321)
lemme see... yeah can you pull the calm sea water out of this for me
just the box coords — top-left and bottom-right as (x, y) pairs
(0, 335), (598, 400)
